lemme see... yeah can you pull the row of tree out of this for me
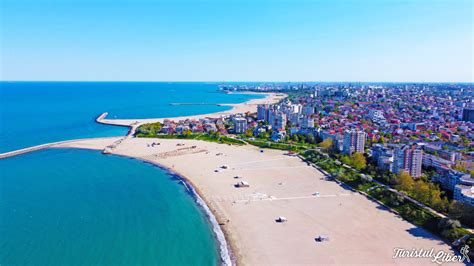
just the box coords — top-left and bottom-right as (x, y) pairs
(135, 122), (162, 136)
(394, 171), (474, 228)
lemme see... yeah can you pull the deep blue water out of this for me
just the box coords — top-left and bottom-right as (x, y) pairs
(0, 82), (263, 265)
(0, 148), (219, 265)
(0, 82), (263, 153)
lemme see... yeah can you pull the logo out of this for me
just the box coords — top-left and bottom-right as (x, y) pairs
(393, 245), (470, 264)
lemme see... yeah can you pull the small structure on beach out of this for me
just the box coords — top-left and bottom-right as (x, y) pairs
(275, 216), (288, 223)
(235, 181), (250, 188)
(315, 235), (329, 242)
(234, 175), (242, 179)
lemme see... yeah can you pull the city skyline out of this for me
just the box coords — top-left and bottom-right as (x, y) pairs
(1, 0), (473, 82)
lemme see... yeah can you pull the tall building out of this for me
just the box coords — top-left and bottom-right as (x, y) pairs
(302, 105), (315, 116)
(393, 145), (423, 178)
(267, 105), (281, 126)
(301, 116), (314, 129)
(343, 129), (366, 155)
(257, 105), (268, 121)
(371, 144), (394, 171)
(462, 106), (474, 122)
(233, 117), (247, 134)
(273, 113), (287, 130)
(288, 113), (301, 126)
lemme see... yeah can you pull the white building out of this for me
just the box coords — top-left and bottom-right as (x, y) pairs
(233, 117), (248, 134)
(288, 113), (301, 126)
(368, 109), (384, 120)
(273, 113), (287, 130)
(393, 145), (423, 178)
(343, 129), (366, 155)
(301, 116), (315, 129)
(454, 185), (474, 206)
(257, 105), (268, 121)
(433, 169), (471, 191)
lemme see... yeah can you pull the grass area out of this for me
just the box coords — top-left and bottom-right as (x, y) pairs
(194, 134), (246, 145)
(245, 139), (314, 152)
(136, 132), (246, 145)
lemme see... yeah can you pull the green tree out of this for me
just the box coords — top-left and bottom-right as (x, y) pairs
(292, 134), (299, 142)
(429, 187), (448, 212)
(350, 152), (366, 170)
(378, 136), (385, 144)
(182, 129), (192, 136)
(245, 128), (253, 138)
(396, 171), (415, 192)
(319, 138), (333, 151)
(437, 218), (462, 239)
(135, 122), (162, 136)
(341, 155), (351, 165)
(305, 134), (315, 144)
(449, 201), (474, 228)
(412, 181), (430, 204)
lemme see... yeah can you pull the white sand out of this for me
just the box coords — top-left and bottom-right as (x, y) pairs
(56, 137), (461, 265)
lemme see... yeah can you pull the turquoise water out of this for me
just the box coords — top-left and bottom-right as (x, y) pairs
(0, 82), (263, 153)
(0, 148), (219, 265)
(0, 82), (263, 265)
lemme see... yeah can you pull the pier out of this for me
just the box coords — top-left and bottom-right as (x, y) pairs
(170, 103), (221, 106)
(95, 112), (109, 123)
(0, 112), (130, 159)
(0, 140), (75, 159)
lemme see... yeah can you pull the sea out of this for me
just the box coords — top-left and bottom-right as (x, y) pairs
(0, 82), (265, 265)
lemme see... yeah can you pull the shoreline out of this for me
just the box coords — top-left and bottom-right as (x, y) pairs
(55, 137), (461, 265)
(51, 145), (237, 266)
(0, 92), (286, 158)
(51, 143), (242, 266)
(2, 90), (462, 265)
(0, 92), (284, 265)
(99, 150), (234, 266)
(95, 92), (286, 129)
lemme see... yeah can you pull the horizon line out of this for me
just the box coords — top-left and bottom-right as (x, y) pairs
(1, 80), (473, 84)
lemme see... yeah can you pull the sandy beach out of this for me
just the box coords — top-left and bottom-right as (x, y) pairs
(55, 89), (461, 265)
(96, 92), (287, 128)
(56, 92), (462, 265)
(5, 92), (462, 265)
(57, 137), (461, 265)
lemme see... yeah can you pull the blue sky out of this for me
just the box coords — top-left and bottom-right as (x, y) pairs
(1, 0), (472, 82)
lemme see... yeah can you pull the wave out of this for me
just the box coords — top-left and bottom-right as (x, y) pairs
(169, 171), (233, 266)
(123, 156), (234, 266)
